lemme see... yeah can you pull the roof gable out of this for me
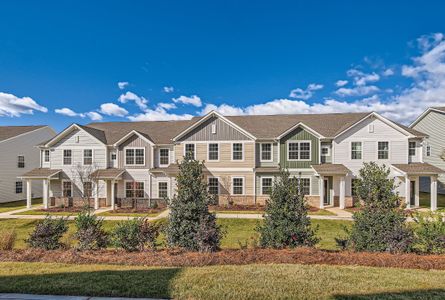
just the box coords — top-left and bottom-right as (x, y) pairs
(44, 124), (107, 147)
(410, 107), (445, 128)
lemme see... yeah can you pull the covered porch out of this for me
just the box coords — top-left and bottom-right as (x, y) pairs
(90, 168), (125, 210)
(19, 168), (62, 209)
(312, 164), (351, 209)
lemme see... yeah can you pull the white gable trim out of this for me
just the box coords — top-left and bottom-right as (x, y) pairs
(172, 111), (256, 141)
(44, 124), (106, 147)
(277, 122), (325, 140)
(113, 130), (155, 147)
(410, 107), (445, 128)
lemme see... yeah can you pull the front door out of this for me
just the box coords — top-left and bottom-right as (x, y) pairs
(410, 180), (416, 206)
(323, 178), (330, 205)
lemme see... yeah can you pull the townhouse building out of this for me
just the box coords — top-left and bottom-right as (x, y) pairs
(21, 110), (443, 210)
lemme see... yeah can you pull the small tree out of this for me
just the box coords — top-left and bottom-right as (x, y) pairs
(256, 168), (319, 248)
(347, 162), (413, 253)
(165, 157), (223, 252)
(71, 163), (102, 210)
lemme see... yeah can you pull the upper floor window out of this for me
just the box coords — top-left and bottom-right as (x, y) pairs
(208, 177), (219, 195)
(377, 142), (389, 160)
(126, 181), (145, 198)
(351, 142), (362, 160)
(287, 141), (311, 161)
(232, 177), (244, 195)
(208, 143), (219, 161)
(15, 181), (23, 194)
(426, 145), (432, 157)
(63, 150), (72, 165)
(159, 148), (169, 166)
(409, 141), (416, 156)
(63, 181), (72, 197)
(44, 150), (50, 162)
(184, 143), (195, 159)
(260, 143), (273, 162)
(261, 177), (273, 195)
(232, 143), (243, 161)
(125, 148), (145, 165)
(83, 149), (93, 165)
(17, 156), (25, 168)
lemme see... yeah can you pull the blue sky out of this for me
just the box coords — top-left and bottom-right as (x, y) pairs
(0, 1), (444, 131)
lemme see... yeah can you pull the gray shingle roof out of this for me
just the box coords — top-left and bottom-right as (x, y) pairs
(392, 163), (444, 175)
(0, 126), (46, 142)
(312, 164), (350, 175)
(20, 168), (62, 178)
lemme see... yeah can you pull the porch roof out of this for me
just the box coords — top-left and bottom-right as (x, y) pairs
(391, 163), (444, 175)
(255, 166), (280, 173)
(151, 164), (180, 175)
(91, 168), (125, 180)
(19, 168), (62, 179)
(311, 164), (350, 175)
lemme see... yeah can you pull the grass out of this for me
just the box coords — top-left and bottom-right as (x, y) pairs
(0, 198), (42, 213)
(13, 210), (78, 216)
(420, 192), (445, 210)
(1, 262), (445, 299)
(212, 208), (336, 216)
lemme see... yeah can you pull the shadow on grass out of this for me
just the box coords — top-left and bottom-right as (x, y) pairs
(334, 289), (445, 299)
(0, 268), (181, 299)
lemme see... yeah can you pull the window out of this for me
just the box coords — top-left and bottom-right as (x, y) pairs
(232, 177), (244, 195)
(184, 143), (195, 159)
(83, 182), (93, 198)
(17, 156), (25, 168)
(159, 148), (169, 165)
(125, 181), (145, 198)
(63, 181), (72, 197)
(261, 143), (272, 161)
(261, 177), (273, 195)
(409, 141), (416, 156)
(208, 143), (219, 161)
(63, 150), (72, 165)
(44, 150), (50, 162)
(15, 181), (23, 194)
(208, 177), (219, 195)
(299, 178), (311, 195)
(351, 142), (362, 160)
(377, 142), (389, 159)
(125, 148), (145, 165)
(111, 153), (116, 161)
(351, 179), (359, 197)
(158, 182), (168, 198)
(83, 149), (93, 165)
(232, 143), (243, 160)
(287, 141), (311, 160)
(321, 146), (330, 156)
(427, 145), (432, 157)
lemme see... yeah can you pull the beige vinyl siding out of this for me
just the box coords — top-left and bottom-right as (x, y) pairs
(117, 134), (152, 169)
(179, 116), (250, 141)
(205, 172), (254, 195)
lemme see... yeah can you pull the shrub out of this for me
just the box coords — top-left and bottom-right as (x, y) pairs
(166, 157), (223, 252)
(74, 210), (108, 250)
(0, 230), (17, 250)
(112, 218), (159, 252)
(413, 212), (445, 254)
(256, 168), (319, 248)
(26, 216), (68, 250)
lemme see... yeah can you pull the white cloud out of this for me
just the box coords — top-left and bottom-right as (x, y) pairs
(118, 91), (148, 110)
(347, 69), (380, 86)
(335, 80), (348, 87)
(99, 103), (129, 117)
(172, 95), (202, 107)
(85, 111), (103, 121)
(382, 68), (395, 76)
(163, 86), (174, 93)
(118, 82), (129, 90)
(55, 107), (79, 117)
(289, 83), (323, 100)
(157, 102), (177, 110)
(0, 92), (47, 117)
(128, 107), (193, 121)
(335, 85), (380, 97)
(200, 103), (245, 116)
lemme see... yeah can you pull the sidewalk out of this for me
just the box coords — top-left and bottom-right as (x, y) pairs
(0, 294), (165, 300)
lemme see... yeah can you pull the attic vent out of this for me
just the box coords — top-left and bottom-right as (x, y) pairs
(211, 124), (216, 134)
(75, 136), (80, 143)
(368, 124), (374, 133)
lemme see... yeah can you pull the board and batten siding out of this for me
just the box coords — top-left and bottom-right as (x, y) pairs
(279, 127), (319, 169)
(117, 134), (152, 169)
(0, 126), (56, 203)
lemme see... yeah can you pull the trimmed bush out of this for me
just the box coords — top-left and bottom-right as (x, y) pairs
(112, 217), (159, 252)
(0, 229), (17, 250)
(26, 216), (68, 250)
(256, 168), (319, 248)
(74, 210), (108, 250)
(413, 212), (445, 254)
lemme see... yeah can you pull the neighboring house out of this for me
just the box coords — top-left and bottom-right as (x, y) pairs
(0, 126), (56, 204)
(410, 107), (445, 196)
(21, 110), (442, 210)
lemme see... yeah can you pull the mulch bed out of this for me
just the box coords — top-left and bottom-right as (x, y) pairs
(107, 208), (165, 214)
(34, 207), (88, 213)
(1, 248), (445, 270)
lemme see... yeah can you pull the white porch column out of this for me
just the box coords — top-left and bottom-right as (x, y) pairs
(94, 180), (99, 210)
(319, 176), (324, 209)
(415, 177), (420, 208)
(405, 176), (411, 209)
(26, 180), (32, 208)
(431, 176), (438, 211)
(43, 179), (49, 209)
(339, 176), (346, 209)
(111, 180), (116, 210)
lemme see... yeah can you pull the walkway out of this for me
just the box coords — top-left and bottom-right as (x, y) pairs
(0, 293), (164, 300)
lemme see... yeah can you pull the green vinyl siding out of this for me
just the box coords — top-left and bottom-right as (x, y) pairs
(280, 127), (319, 169)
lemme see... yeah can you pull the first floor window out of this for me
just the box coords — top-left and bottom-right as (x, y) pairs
(351, 179), (359, 197)
(261, 143), (272, 161)
(111, 153), (117, 161)
(17, 155), (25, 168)
(158, 182), (168, 198)
(378, 141), (389, 159)
(321, 146), (330, 156)
(232, 177), (244, 195)
(63, 181), (72, 197)
(159, 148), (169, 165)
(409, 141), (416, 156)
(185, 144), (195, 159)
(44, 150), (50, 162)
(83, 182), (93, 198)
(261, 177), (273, 195)
(300, 178), (310, 195)
(15, 181), (23, 194)
(208, 143), (219, 161)
(126, 181), (145, 198)
(83, 149), (93, 165)
(232, 143), (243, 160)
(208, 177), (219, 195)
(63, 150), (72, 165)
(351, 142), (362, 160)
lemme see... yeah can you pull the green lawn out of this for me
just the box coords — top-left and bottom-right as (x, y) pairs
(212, 208), (336, 216)
(13, 210), (78, 216)
(1, 262), (445, 299)
(420, 192), (445, 210)
(97, 210), (163, 217)
(0, 198), (42, 213)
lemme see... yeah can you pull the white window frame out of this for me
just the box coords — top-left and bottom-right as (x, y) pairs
(231, 142), (244, 161)
(183, 143), (196, 160)
(83, 149), (94, 166)
(409, 141), (416, 157)
(287, 140), (312, 161)
(62, 180), (72, 198)
(125, 180), (145, 198)
(44, 150), (50, 162)
(63, 149), (72, 165)
(260, 143), (273, 162)
(15, 181), (23, 194)
(157, 181), (169, 199)
(231, 176), (245, 195)
(350, 141), (363, 160)
(377, 141), (390, 160)
(321, 145), (330, 156)
(260, 176), (273, 195)
(110, 152), (117, 161)
(159, 148), (170, 166)
(208, 176), (220, 195)
(207, 143), (220, 162)
(290, 175), (312, 196)
(124, 147), (145, 166)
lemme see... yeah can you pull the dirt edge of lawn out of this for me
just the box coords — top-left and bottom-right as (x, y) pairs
(1, 248), (445, 270)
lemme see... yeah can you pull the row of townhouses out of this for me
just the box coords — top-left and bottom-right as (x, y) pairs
(5, 107), (445, 211)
